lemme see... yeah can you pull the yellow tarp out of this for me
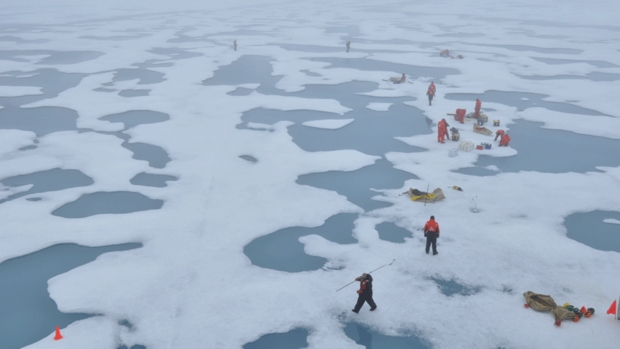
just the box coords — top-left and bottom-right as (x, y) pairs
(404, 188), (446, 203)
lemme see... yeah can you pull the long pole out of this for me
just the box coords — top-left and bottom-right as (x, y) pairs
(368, 258), (396, 274)
(336, 259), (396, 292)
(335, 280), (357, 293)
(424, 183), (430, 206)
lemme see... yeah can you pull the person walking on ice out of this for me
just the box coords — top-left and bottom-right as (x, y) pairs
(352, 273), (376, 313)
(424, 215), (440, 255)
(427, 81), (436, 106)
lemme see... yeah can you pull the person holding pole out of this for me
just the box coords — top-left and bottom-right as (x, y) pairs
(336, 259), (394, 292)
(352, 273), (376, 313)
(424, 215), (440, 255)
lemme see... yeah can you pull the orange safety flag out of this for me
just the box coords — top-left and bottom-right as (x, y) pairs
(607, 300), (617, 315)
(53, 326), (63, 340)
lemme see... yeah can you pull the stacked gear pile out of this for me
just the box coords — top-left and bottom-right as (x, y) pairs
(523, 291), (595, 326)
(403, 188), (446, 202)
(561, 303), (595, 322)
(450, 127), (460, 141)
(459, 141), (474, 152)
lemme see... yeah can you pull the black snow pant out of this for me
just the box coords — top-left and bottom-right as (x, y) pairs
(353, 292), (376, 312)
(425, 232), (438, 254)
(428, 94), (434, 106)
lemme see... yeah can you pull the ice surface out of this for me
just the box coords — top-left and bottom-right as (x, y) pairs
(365, 102), (392, 111)
(565, 211), (620, 253)
(302, 119), (354, 129)
(0, 243), (141, 349)
(0, 86), (42, 96)
(0, 0), (619, 348)
(0, 129), (36, 154)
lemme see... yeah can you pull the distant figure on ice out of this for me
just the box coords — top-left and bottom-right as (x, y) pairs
(440, 49), (450, 57)
(346, 41), (351, 52)
(474, 98), (482, 119)
(494, 129), (505, 141)
(233, 39), (237, 51)
(437, 118), (450, 143)
(427, 81), (436, 106)
(423, 215), (440, 255)
(499, 132), (511, 146)
(352, 273), (376, 313)
(390, 73), (406, 84)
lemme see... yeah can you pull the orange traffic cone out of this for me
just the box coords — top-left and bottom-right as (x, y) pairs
(607, 300), (617, 315)
(54, 326), (63, 341)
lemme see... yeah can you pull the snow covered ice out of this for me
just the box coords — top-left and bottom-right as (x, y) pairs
(1, 0), (620, 348)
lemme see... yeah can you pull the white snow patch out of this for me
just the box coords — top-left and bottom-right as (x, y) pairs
(366, 102), (393, 111)
(0, 86), (43, 97)
(303, 119), (354, 129)
(0, 130), (36, 155)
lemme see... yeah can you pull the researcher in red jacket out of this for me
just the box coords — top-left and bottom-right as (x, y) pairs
(437, 118), (450, 143)
(475, 98), (482, 119)
(424, 215), (440, 255)
(494, 129), (505, 141)
(499, 133), (511, 146)
(352, 273), (376, 313)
